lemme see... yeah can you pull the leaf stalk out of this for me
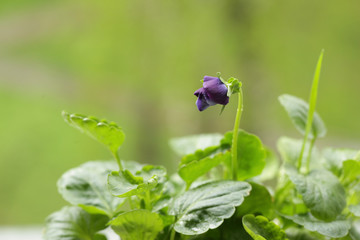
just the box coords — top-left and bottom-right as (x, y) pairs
(113, 151), (124, 171)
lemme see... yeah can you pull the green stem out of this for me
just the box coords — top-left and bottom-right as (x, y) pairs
(145, 190), (151, 210)
(305, 138), (316, 173)
(231, 88), (243, 180)
(297, 137), (306, 171)
(170, 227), (176, 240)
(113, 151), (124, 171)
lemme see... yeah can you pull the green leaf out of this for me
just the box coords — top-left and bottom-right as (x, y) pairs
(342, 160), (360, 185)
(350, 220), (360, 240)
(323, 148), (359, 176)
(57, 161), (125, 216)
(277, 137), (319, 169)
(169, 180), (251, 235)
(62, 111), (125, 154)
(169, 133), (223, 157)
(108, 165), (166, 198)
(278, 94), (326, 139)
(180, 146), (221, 165)
(285, 227), (319, 240)
(259, 148), (280, 182)
(284, 214), (351, 238)
(44, 206), (109, 240)
(109, 209), (164, 240)
(221, 130), (266, 180)
(349, 205), (360, 217)
(242, 214), (287, 240)
(178, 151), (229, 187)
(304, 50), (324, 139)
(288, 169), (346, 220)
(237, 182), (273, 218)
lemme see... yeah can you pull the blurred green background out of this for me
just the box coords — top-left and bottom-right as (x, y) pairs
(0, 0), (359, 225)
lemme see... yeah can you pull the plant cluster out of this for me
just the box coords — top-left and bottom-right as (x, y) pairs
(44, 51), (360, 240)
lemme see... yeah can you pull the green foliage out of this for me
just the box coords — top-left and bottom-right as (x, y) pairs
(57, 161), (125, 216)
(237, 182), (274, 218)
(284, 214), (351, 238)
(109, 210), (164, 240)
(349, 205), (360, 217)
(221, 130), (266, 180)
(285, 227), (320, 240)
(322, 148), (359, 176)
(277, 137), (319, 169)
(341, 160), (360, 185)
(178, 151), (229, 187)
(259, 148), (280, 182)
(44, 206), (109, 240)
(169, 180), (251, 235)
(288, 169), (346, 221)
(242, 214), (288, 240)
(278, 94), (326, 139)
(169, 134), (223, 157)
(45, 59), (360, 240)
(108, 165), (166, 198)
(350, 220), (360, 240)
(62, 111), (125, 155)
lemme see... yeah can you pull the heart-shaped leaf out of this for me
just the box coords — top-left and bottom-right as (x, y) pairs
(62, 111), (125, 154)
(44, 206), (109, 240)
(288, 169), (346, 221)
(57, 161), (125, 216)
(109, 209), (164, 240)
(169, 180), (251, 235)
(284, 214), (351, 238)
(221, 130), (266, 180)
(242, 214), (287, 240)
(108, 165), (166, 197)
(278, 94), (326, 139)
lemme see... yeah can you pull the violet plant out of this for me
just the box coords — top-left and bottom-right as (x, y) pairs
(44, 51), (360, 240)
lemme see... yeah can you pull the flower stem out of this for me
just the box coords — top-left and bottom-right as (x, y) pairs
(231, 87), (243, 181)
(113, 151), (124, 171)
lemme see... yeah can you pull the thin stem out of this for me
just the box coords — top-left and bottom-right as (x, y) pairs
(113, 151), (124, 171)
(305, 138), (316, 173)
(145, 190), (151, 210)
(297, 137), (306, 171)
(170, 226), (176, 240)
(231, 88), (243, 180)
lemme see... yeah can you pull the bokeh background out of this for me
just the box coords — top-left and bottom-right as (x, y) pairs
(0, 0), (359, 225)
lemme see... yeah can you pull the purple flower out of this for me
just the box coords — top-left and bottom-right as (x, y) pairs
(194, 76), (229, 111)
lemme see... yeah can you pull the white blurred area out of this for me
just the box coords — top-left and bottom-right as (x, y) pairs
(0, 227), (120, 240)
(0, 227), (42, 240)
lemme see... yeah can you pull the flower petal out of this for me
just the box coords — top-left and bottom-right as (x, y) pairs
(203, 76), (229, 105)
(194, 87), (215, 111)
